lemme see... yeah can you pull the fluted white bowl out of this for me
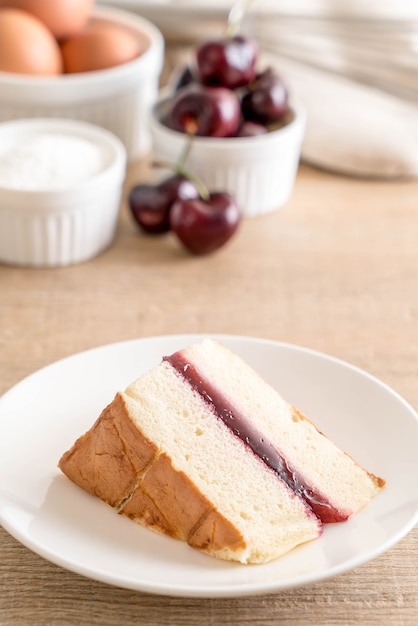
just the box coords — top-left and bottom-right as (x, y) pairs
(0, 118), (127, 268)
(150, 96), (306, 218)
(0, 6), (164, 163)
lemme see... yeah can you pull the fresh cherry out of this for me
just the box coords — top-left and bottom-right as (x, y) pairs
(129, 174), (199, 234)
(167, 84), (241, 137)
(236, 120), (267, 137)
(170, 192), (241, 255)
(241, 68), (289, 125)
(195, 35), (258, 89)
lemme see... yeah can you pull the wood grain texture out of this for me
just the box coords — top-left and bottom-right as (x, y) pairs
(1, 156), (418, 624)
(0, 526), (417, 625)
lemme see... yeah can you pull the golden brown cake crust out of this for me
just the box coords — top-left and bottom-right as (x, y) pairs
(58, 393), (157, 508)
(123, 451), (247, 554)
(59, 392), (247, 558)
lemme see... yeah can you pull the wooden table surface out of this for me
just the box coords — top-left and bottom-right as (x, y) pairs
(1, 156), (418, 624)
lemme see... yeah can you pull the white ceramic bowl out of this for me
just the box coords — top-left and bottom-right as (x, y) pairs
(150, 96), (306, 218)
(0, 118), (127, 268)
(0, 6), (164, 163)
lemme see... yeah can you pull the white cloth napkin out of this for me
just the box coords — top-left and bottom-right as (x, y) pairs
(248, 0), (418, 178)
(262, 53), (418, 179)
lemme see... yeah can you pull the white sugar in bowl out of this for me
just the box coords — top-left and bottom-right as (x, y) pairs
(0, 118), (127, 268)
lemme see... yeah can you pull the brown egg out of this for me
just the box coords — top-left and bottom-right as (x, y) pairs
(0, 8), (63, 75)
(61, 22), (148, 74)
(0, 0), (94, 39)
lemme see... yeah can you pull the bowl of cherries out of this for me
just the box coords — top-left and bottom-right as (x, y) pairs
(149, 30), (306, 218)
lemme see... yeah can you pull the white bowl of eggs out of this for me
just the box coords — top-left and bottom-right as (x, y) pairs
(0, 0), (164, 162)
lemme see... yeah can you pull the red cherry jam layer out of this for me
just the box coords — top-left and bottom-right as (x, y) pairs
(165, 351), (348, 523)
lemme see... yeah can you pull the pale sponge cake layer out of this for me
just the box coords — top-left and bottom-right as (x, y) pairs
(60, 361), (321, 564)
(123, 361), (321, 563)
(177, 339), (385, 522)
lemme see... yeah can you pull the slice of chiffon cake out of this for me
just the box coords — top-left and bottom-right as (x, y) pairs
(59, 339), (384, 564)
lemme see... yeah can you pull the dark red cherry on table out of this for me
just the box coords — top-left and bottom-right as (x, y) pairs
(170, 192), (241, 255)
(241, 68), (289, 125)
(129, 174), (199, 234)
(167, 84), (241, 137)
(195, 35), (258, 89)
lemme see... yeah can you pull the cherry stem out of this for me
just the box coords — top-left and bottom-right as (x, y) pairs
(177, 132), (194, 169)
(153, 135), (211, 203)
(226, 0), (255, 37)
(176, 163), (210, 202)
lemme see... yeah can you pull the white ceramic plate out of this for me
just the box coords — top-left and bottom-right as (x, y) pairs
(0, 334), (417, 598)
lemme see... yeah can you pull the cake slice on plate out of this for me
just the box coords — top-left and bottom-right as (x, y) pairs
(162, 339), (385, 524)
(59, 339), (384, 564)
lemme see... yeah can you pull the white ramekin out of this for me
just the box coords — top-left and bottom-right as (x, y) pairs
(149, 97), (306, 218)
(0, 118), (127, 268)
(0, 6), (164, 163)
